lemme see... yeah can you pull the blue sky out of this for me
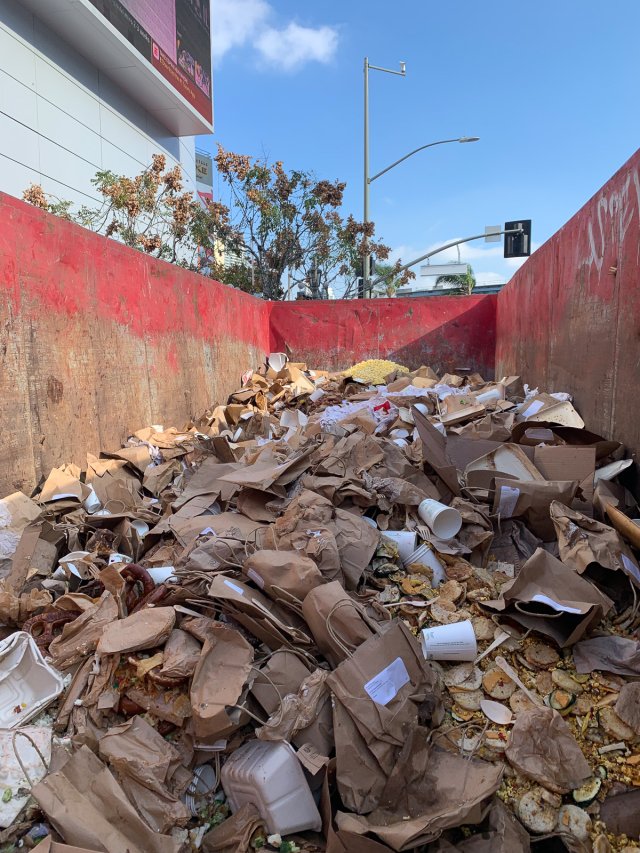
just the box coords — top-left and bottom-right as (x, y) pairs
(199, 0), (640, 293)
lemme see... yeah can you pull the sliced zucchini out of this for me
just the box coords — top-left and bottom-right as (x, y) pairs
(572, 777), (602, 806)
(548, 689), (577, 714)
(552, 669), (584, 694)
(596, 765), (608, 780)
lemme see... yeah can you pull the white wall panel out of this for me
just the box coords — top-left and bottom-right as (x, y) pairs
(0, 0), (199, 208)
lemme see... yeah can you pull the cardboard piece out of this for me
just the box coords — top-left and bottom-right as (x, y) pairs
(466, 444), (544, 484)
(534, 445), (596, 511)
(517, 394), (585, 429)
(411, 406), (461, 495)
(482, 548), (613, 647)
(35, 841), (102, 853)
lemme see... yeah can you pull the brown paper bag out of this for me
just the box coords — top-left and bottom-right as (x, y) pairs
(49, 593), (119, 669)
(482, 548), (613, 647)
(201, 803), (264, 853)
(456, 799), (531, 853)
(206, 574), (313, 649)
(505, 706), (592, 793)
(493, 479), (578, 541)
(251, 650), (334, 756)
(572, 635), (640, 676)
(157, 628), (201, 679)
(326, 621), (443, 814)
(31, 745), (181, 853)
(97, 607), (175, 655)
(302, 581), (382, 667)
(551, 501), (640, 584)
(98, 716), (190, 832)
(242, 549), (325, 605)
(321, 762), (394, 853)
(334, 727), (502, 851)
(190, 622), (254, 740)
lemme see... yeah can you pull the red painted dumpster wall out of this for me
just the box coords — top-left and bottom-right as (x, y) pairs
(0, 192), (270, 494)
(269, 295), (497, 377)
(496, 147), (640, 461)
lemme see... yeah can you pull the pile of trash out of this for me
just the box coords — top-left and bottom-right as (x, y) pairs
(1, 353), (640, 853)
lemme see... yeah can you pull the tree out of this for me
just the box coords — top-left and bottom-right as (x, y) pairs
(210, 145), (414, 299)
(434, 263), (476, 295)
(22, 149), (414, 299)
(371, 262), (403, 297)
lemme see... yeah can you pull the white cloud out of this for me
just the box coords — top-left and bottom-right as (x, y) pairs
(212, 0), (339, 71)
(212, 0), (270, 61)
(255, 22), (338, 71)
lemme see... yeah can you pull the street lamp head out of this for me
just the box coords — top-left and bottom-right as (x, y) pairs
(458, 136), (480, 143)
(399, 61), (406, 75)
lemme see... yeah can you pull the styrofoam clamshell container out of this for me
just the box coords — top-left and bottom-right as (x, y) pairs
(0, 632), (65, 728)
(221, 739), (322, 835)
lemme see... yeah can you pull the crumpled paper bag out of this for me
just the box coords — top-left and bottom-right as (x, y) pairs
(97, 606), (175, 655)
(504, 707), (592, 793)
(326, 620), (442, 814)
(573, 635), (640, 676)
(335, 726), (502, 851)
(31, 745), (181, 853)
(98, 715), (190, 832)
(50, 593), (119, 669)
(190, 621), (254, 740)
(201, 803), (264, 853)
(551, 500), (640, 584)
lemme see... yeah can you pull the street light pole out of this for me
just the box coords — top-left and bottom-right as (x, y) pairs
(363, 57), (406, 295)
(363, 57), (370, 298)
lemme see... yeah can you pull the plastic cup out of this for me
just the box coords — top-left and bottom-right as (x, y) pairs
(420, 619), (477, 662)
(418, 499), (462, 540)
(382, 531), (417, 563)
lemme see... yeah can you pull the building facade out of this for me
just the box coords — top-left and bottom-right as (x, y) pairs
(0, 0), (212, 209)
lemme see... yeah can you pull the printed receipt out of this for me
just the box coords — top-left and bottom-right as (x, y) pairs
(364, 657), (410, 706)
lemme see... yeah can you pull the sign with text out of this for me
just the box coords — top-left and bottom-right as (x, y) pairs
(89, 0), (212, 123)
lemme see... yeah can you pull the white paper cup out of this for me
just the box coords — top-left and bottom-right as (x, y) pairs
(420, 619), (477, 661)
(362, 516), (378, 529)
(474, 386), (505, 405)
(382, 531), (417, 563)
(404, 544), (447, 585)
(418, 499), (462, 540)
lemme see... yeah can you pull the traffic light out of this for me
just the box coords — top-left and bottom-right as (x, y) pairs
(504, 220), (532, 259)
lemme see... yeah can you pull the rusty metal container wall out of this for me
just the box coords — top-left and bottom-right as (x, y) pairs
(0, 192), (270, 495)
(496, 147), (640, 464)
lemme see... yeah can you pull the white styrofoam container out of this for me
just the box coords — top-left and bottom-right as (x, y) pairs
(221, 740), (322, 835)
(0, 632), (65, 728)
